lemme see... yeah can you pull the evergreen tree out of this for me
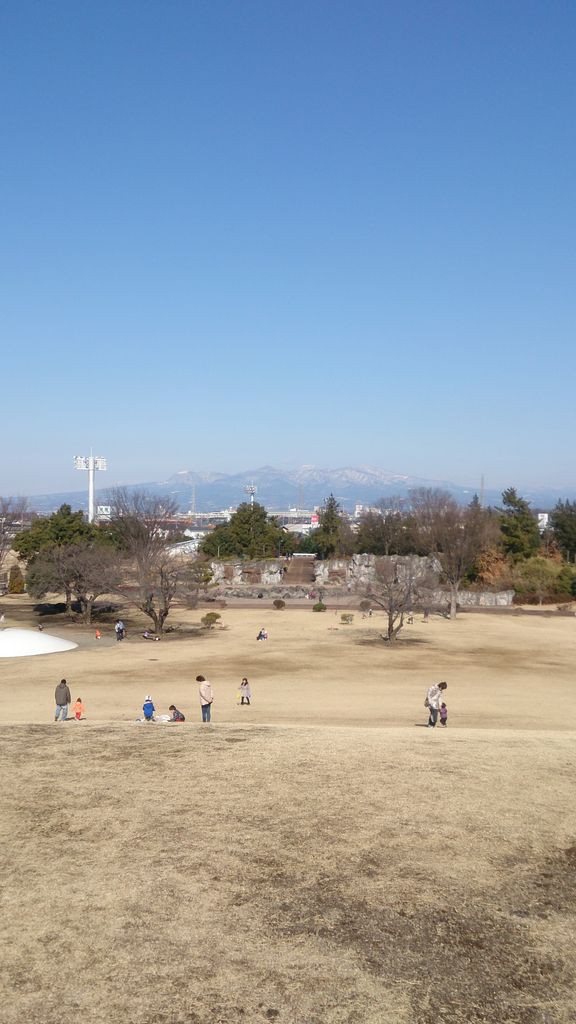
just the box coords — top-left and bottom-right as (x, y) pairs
(499, 488), (541, 560)
(309, 494), (354, 559)
(13, 504), (97, 562)
(550, 499), (576, 562)
(201, 502), (290, 559)
(14, 503), (116, 614)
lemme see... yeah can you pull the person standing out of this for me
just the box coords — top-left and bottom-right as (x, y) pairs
(197, 675), (213, 722)
(425, 681), (447, 728)
(115, 619), (125, 641)
(240, 677), (251, 705)
(54, 679), (71, 721)
(439, 702), (448, 727)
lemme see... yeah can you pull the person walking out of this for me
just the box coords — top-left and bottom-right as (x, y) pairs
(54, 679), (71, 721)
(197, 675), (213, 722)
(425, 681), (447, 727)
(71, 697), (85, 721)
(439, 702), (448, 728)
(240, 677), (251, 705)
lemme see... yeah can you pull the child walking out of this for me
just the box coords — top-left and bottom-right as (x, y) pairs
(440, 702), (448, 727)
(72, 697), (85, 721)
(240, 678), (252, 705)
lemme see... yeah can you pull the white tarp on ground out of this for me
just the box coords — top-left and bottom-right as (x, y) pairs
(0, 629), (78, 658)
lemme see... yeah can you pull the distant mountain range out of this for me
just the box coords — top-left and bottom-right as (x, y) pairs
(26, 465), (573, 514)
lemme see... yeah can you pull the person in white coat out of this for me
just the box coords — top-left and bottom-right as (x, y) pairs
(425, 681), (447, 728)
(197, 675), (214, 722)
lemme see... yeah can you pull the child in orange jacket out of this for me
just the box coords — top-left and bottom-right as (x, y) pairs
(72, 698), (85, 721)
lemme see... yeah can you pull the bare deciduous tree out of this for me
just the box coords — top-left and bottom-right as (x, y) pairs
(67, 545), (122, 624)
(409, 489), (498, 618)
(108, 489), (182, 632)
(26, 543), (121, 624)
(26, 543), (76, 616)
(180, 558), (214, 608)
(365, 556), (436, 641)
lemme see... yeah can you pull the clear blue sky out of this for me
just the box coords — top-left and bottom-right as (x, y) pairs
(1, 0), (575, 495)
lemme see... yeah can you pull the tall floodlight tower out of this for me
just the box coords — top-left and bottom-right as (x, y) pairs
(244, 483), (257, 506)
(74, 453), (107, 523)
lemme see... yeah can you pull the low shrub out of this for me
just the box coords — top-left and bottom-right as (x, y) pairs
(201, 612), (221, 629)
(312, 601), (326, 612)
(341, 613), (354, 624)
(273, 599), (286, 610)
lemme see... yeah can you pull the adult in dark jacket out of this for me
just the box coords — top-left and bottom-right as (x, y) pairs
(54, 679), (72, 721)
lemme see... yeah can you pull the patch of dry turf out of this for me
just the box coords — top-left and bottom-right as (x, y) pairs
(0, 724), (575, 1023)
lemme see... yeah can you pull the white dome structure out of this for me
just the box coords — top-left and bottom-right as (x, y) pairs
(0, 629), (78, 658)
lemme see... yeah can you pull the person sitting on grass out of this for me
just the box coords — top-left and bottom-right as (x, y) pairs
(143, 696), (155, 722)
(169, 704), (185, 722)
(142, 630), (160, 641)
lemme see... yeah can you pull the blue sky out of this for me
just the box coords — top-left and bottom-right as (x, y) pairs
(1, 0), (575, 495)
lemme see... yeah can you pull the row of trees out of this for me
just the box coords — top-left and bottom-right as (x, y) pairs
(10, 492), (212, 632)
(4, 483), (576, 636)
(198, 487), (576, 620)
(303, 488), (543, 562)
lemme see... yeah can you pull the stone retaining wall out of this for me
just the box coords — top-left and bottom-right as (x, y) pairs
(209, 556), (514, 607)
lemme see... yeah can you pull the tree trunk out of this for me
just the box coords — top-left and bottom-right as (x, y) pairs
(387, 610), (403, 640)
(449, 585), (458, 619)
(148, 607), (161, 633)
(65, 586), (73, 617)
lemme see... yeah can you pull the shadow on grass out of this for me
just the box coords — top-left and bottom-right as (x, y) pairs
(355, 633), (430, 648)
(261, 845), (576, 1024)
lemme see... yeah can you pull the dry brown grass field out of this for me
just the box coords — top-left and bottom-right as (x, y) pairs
(1, 596), (575, 1023)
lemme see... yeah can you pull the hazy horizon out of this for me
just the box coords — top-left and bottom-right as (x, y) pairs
(7, 460), (576, 502)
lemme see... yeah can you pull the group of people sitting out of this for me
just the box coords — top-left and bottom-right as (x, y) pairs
(140, 697), (185, 723)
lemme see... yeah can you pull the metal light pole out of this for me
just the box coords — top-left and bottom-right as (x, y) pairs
(74, 452), (107, 523)
(244, 483), (257, 505)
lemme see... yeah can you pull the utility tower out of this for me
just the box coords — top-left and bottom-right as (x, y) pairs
(244, 483), (257, 506)
(74, 452), (107, 523)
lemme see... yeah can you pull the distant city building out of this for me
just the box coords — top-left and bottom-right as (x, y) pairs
(354, 503), (381, 518)
(537, 512), (550, 534)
